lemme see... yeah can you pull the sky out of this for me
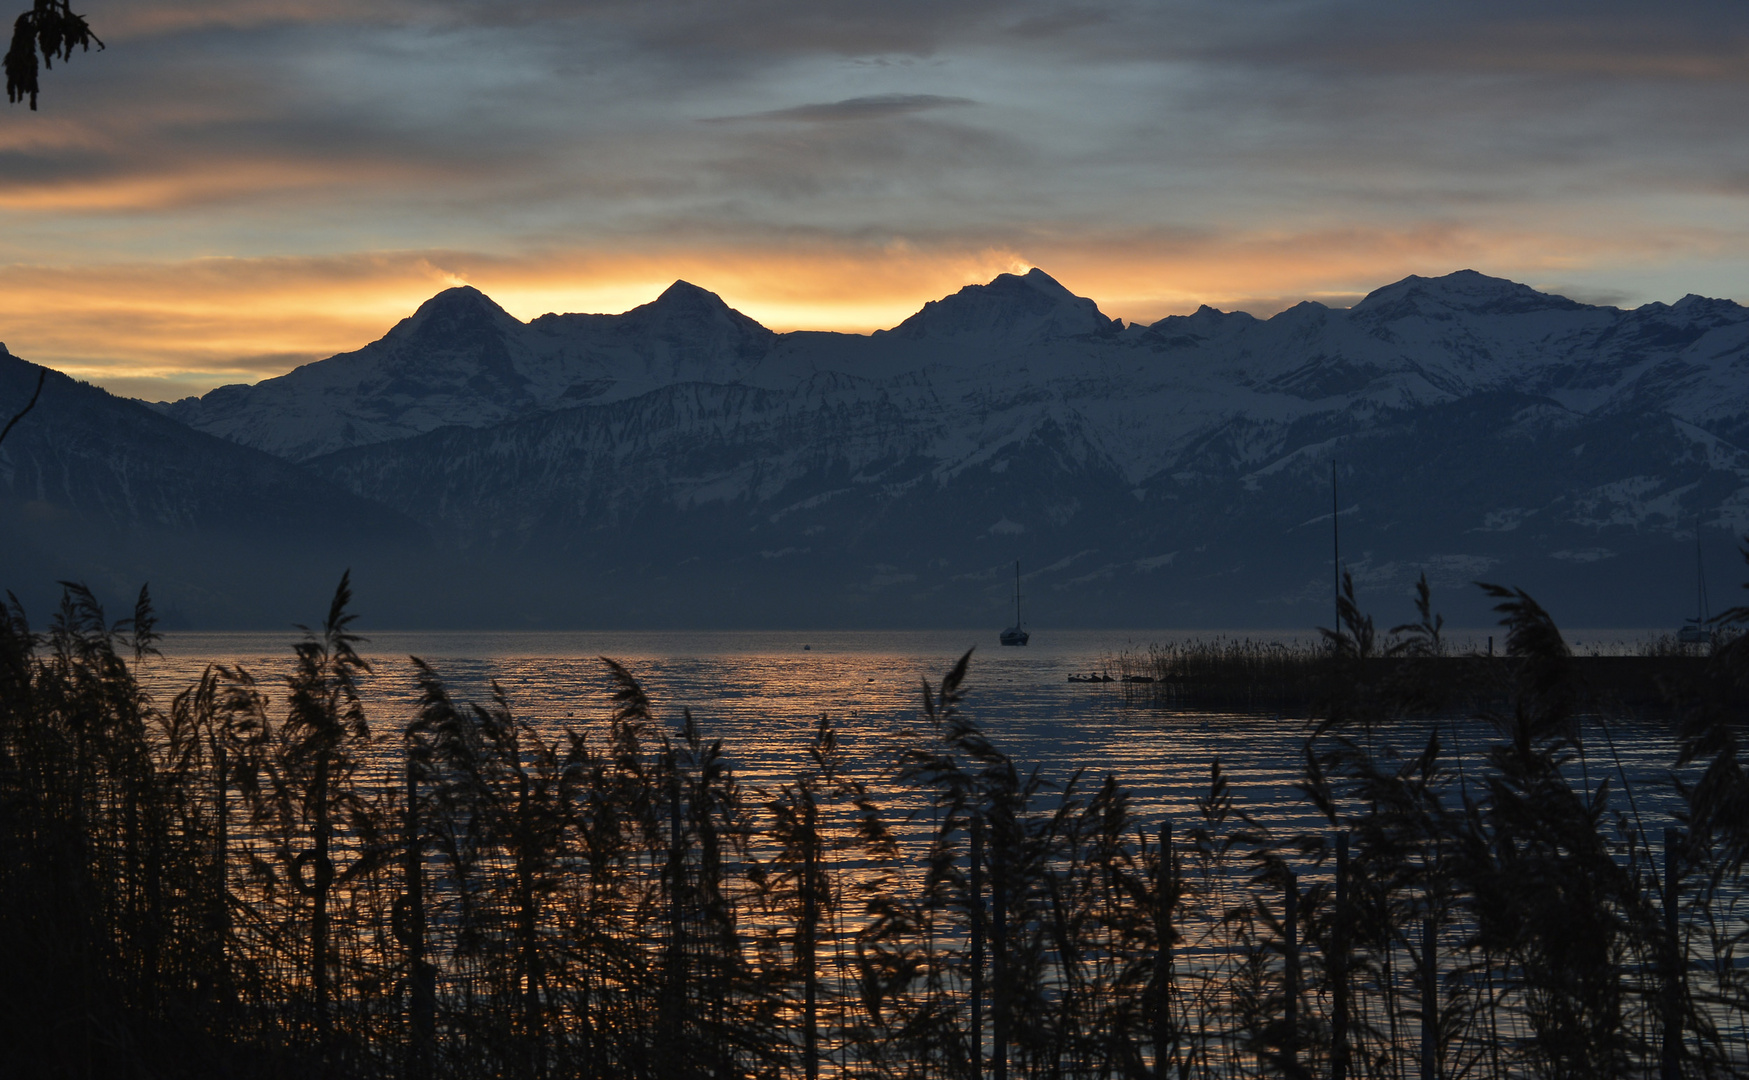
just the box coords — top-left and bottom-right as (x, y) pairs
(3, 0), (1748, 401)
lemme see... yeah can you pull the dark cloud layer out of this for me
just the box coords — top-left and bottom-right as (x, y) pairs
(707, 94), (976, 124)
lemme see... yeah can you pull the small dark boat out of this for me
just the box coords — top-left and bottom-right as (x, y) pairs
(1000, 560), (1029, 646)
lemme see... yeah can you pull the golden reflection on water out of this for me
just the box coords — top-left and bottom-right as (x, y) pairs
(141, 628), (1692, 840)
(127, 629), (1711, 1075)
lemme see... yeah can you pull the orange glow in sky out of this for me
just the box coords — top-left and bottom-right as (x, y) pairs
(2, 221), (1726, 402)
(2, 1), (1746, 401)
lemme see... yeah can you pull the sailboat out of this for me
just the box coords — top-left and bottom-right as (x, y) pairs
(999, 561), (1029, 646)
(1678, 523), (1713, 645)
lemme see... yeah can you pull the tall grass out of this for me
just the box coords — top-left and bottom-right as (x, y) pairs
(0, 572), (1744, 1078)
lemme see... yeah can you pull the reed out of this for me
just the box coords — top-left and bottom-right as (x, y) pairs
(1117, 637), (1330, 714)
(0, 571), (1744, 1079)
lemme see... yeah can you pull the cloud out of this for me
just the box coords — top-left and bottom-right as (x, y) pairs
(96, 1), (385, 36)
(1534, 284), (1635, 309)
(3, 0), (1749, 399)
(1210, 1), (1749, 84)
(705, 93), (975, 124)
(72, 0), (1749, 77)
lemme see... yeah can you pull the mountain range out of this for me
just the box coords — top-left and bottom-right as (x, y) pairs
(5, 267), (1748, 630)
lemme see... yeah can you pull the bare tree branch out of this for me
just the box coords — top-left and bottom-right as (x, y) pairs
(0, 366), (46, 446)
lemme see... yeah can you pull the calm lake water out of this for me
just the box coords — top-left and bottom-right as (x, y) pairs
(138, 628), (1697, 839)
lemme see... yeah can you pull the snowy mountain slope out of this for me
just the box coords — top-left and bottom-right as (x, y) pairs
(304, 365), (1749, 628)
(164, 268), (1749, 477)
(89, 267), (1749, 626)
(0, 348), (428, 627)
(167, 267), (1749, 469)
(882, 267), (1120, 344)
(300, 398), (1733, 628)
(164, 281), (779, 461)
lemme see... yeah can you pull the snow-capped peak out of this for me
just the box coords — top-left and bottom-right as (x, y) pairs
(1352, 269), (1583, 320)
(391, 285), (522, 342)
(615, 280), (776, 355)
(1663, 293), (1749, 330)
(884, 267), (1117, 342)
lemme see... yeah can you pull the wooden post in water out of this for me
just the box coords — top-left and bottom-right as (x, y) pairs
(1421, 916), (1437, 1080)
(1331, 834), (1350, 1080)
(970, 811), (985, 1078)
(1284, 870), (1299, 1074)
(1661, 828), (1682, 1080)
(1154, 821), (1173, 1079)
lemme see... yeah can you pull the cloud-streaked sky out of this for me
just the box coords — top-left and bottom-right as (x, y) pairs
(5, 0), (1748, 400)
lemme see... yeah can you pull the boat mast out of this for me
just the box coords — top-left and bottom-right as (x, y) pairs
(1014, 560), (1023, 628)
(1332, 460), (1340, 641)
(1697, 520), (1710, 625)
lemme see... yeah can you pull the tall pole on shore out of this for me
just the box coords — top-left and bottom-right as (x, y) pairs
(1332, 460), (1341, 644)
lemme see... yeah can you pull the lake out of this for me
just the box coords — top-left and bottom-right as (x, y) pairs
(141, 627), (1697, 840)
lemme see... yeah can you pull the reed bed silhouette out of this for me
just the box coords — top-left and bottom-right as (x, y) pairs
(1, 571), (1745, 1079)
(1113, 637), (1332, 713)
(1117, 578), (1728, 716)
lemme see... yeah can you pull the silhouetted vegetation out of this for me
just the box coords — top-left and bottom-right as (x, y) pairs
(1118, 574), (1734, 716)
(5, 0), (100, 109)
(1, 570), (1746, 1078)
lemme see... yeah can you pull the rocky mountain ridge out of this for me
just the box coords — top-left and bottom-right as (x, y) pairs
(12, 267), (1749, 628)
